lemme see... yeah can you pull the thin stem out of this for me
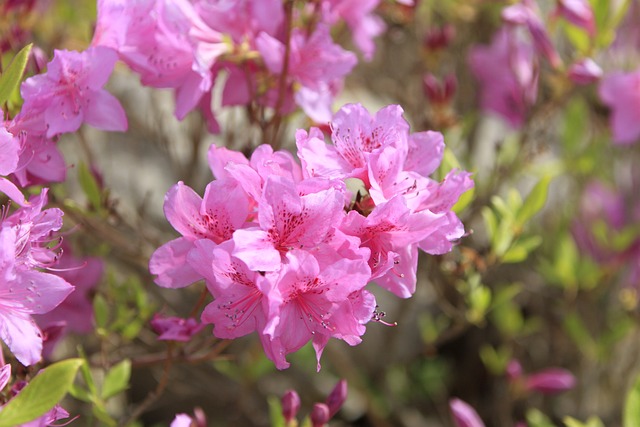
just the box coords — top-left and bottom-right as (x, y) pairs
(189, 286), (210, 318)
(266, 0), (294, 149)
(120, 343), (174, 426)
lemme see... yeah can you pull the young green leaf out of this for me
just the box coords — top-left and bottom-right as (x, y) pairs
(0, 358), (82, 427)
(78, 162), (102, 211)
(0, 44), (32, 106)
(516, 176), (552, 226)
(623, 374), (640, 427)
(102, 359), (131, 400)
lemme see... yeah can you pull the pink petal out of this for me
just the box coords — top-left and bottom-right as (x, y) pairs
(0, 310), (43, 366)
(149, 237), (203, 288)
(12, 270), (74, 314)
(84, 90), (128, 132)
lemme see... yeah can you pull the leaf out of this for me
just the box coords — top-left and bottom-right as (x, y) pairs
(268, 396), (286, 427)
(526, 408), (555, 427)
(623, 374), (640, 427)
(0, 44), (32, 106)
(78, 162), (102, 211)
(501, 235), (542, 263)
(516, 175), (552, 226)
(0, 358), (82, 427)
(93, 294), (109, 329)
(102, 359), (131, 400)
(452, 186), (474, 214)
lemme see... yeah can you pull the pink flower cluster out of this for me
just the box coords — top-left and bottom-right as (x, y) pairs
(91, 0), (390, 127)
(150, 103), (473, 370)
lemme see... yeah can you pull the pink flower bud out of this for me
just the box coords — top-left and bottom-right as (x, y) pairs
(424, 24), (455, 51)
(568, 58), (602, 85)
(281, 390), (301, 423)
(450, 398), (486, 427)
(0, 364), (11, 392)
(525, 368), (576, 394)
(423, 73), (457, 105)
(556, 0), (595, 36)
(506, 359), (523, 380)
(325, 379), (347, 418)
(310, 403), (330, 427)
(150, 315), (204, 342)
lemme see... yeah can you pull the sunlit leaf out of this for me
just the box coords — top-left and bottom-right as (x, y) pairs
(0, 359), (82, 427)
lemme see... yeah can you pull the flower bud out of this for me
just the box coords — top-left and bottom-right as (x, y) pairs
(556, 0), (595, 36)
(281, 390), (301, 423)
(310, 403), (330, 427)
(325, 379), (347, 418)
(424, 24), (455, 52)
(506, 359), (523, 381)
(568, 58), (602, 85)
(525, 368), (576, 394)
(450, 398), (485, 427)
(150, 314), (204, 342)
(423, 73), (457, 105)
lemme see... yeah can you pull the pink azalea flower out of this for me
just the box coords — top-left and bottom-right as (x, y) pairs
(468, 28), (539, 128)
(261, 249), (373, 370)
(598, 69), (640, 144)
(149, 179), (250, 288)
(340, 196), (439, 297)
(450, 398), (485, 427)
(230, 175), (346, 272)
(0, 191), (74, 366)
(20, 46), (127, 138)
(5, 111), (67, 186)
(191, 240), (270, 340)
(93, 0), (226, 130)
(296, 103), (410, 184)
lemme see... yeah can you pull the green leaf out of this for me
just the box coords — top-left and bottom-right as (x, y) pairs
(102, 359), (131, 400)
(78, 162), (102, 211)
(268, 396), (287, 427)
(452, 186), (474, 214)
(624, 374), (640, 427)
(501, 235), (542, 263)
(92, 404), (117, 427)
(93, 294), (109, 329)
(0, 44), (32, 106)
(68, 384), (92, 403)
(526, 408), (555, 427)
(564, 416), (605, 427)
(516, 175), (552, 226)
(479, 344), (511, 375)
(0, 358), (82, 427)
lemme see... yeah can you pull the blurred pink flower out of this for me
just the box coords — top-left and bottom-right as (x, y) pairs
(468, 28), (538, 128)
(598, 69), (640, 145)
